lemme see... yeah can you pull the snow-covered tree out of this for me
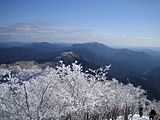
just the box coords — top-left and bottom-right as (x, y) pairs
(151, 100), (160, 115)
(0, 61), (157, 120)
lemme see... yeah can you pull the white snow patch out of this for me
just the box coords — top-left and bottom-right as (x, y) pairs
(117, 114), (149, 120)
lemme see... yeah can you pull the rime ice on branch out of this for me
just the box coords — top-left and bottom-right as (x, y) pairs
(0, 61), (157, 120)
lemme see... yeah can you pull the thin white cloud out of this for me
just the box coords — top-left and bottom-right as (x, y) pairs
(139, 37), (153, 40)
(0, 22), (97, 43)
(0, 22), (159, 47)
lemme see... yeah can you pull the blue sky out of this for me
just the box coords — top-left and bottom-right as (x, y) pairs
(0, 0), (160, 47)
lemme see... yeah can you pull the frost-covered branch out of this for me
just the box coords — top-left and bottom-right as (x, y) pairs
(0, 62), (156, 120)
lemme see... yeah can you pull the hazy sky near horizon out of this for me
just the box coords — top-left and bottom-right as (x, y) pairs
(0, 0), (160, 47)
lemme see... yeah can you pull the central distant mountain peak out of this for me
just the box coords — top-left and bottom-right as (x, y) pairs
(61, 51), (79, 58)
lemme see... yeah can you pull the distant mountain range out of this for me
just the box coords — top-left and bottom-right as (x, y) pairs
(0, 42), (160, 100)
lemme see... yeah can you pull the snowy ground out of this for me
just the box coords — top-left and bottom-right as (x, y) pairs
(117, 114), (149, 120)
(130, 114), (148, 120)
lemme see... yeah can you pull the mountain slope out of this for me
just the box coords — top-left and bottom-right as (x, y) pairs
(0, 42), (70, 64)
(67, 42), (160, 76)
(0, 42), (160, 100)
